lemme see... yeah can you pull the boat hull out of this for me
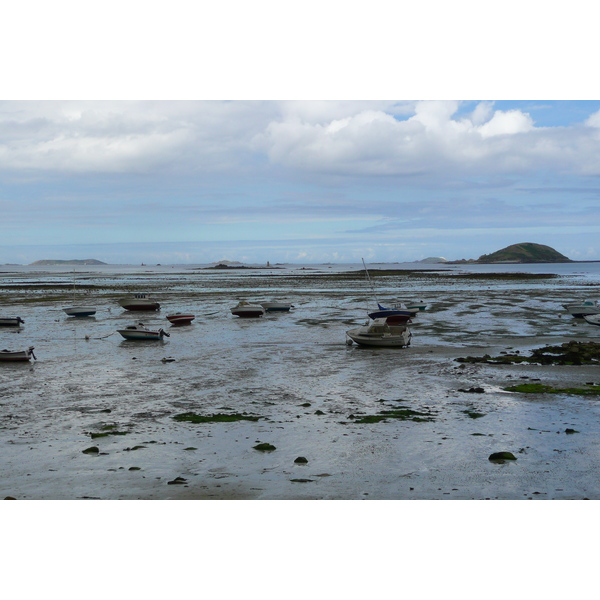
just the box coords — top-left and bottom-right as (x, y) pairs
(260, 302), (293, 312)
(231, 309), (265, 317)
(119, 301), (160, 311)
(166, 314), (195, 325)
(0, 346), (35, 361)
(63, 306), (96, 317)
(368, 310), (413, 324)
(346, 330), (411, 348)
(583, 315), (600, 326)
(0, 317), (25, 326)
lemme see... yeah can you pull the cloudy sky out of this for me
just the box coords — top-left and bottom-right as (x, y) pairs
(2, 3), (599, 265)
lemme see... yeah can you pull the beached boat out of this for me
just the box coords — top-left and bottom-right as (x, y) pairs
(63, 306), (96, 317)
(231, 301), (266, 318)
(346, 318), (412, 348)
(0, 346), (36, 362)
(166, 313), (195, 325)
(583, 315), (600, 327)
(405, 301), (428, 312)
(260, 301), (293, 312)
(117, 323), (170, 340)
(118, 294), (160, 311)
(368, 302), (415, 324)
(0, 317), (25, 327)
(361, 258), (415, 324)
(563, 299), (600, 318)
(62, 270), (97, 317)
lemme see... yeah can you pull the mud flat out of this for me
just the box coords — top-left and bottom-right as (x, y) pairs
(1, 265), (600, 500)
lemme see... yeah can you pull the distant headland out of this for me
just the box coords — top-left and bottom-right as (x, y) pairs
(29, 259), (107, 265)
(448, 243), (573, 264)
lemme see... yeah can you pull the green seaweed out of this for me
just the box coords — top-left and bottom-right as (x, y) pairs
(505, 383), (600, 395)
(353, 406), (436, 424)
(172, 412), (262, 423)
(253, 443), (276, 451)
(90, 430), (130, 438)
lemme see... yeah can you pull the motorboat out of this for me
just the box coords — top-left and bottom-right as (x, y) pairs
(117, 323), (170, 340)
(563, 299), (600, 318)
(166, 313), (195, 325)
(0, 317), (25, 327)
(63, 306), (96, 317)
(118, 293), (160, 311)
(346, 318), (412, 348)
(368, 302), (415, 324)
(0, 346), (36, 362)
(260, 301), (294, 312)
(231, 301), (266, 318)
(583, 315), (600, 327)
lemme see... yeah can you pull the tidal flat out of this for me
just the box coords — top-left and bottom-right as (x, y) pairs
(1, 263), (600, 500)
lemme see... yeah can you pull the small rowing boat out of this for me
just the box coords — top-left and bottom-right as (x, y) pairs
(0, 346), (36, 362)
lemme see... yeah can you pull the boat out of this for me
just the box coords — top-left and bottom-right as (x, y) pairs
(117, 323), (170, 340)
(63, 306), (96, 317)
(260, 301), (294, 312)
(563, 299), (600, 318)
(166, 313), (195, 325)
(346, 318), (412, 348)
(0, 317), (25, 327)
(0, 346), (36, 362)
(63, 270), (97, 317)
(405, 301), (428, 312)
(583, 315), (600, 327)
(231, 301), (266, 318)
(118, 294), (160, 311)
(368, 302), (415, 324)
(361, 258), (415, 324)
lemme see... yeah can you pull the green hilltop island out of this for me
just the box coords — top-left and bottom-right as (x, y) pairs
(29, 259), (107, 265)
(452, 242), (572, 264)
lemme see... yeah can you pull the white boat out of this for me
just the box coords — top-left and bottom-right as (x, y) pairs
(166, 313), (195, 325)
(346, 318), (412, 348)
(231, 301), (266, 318)
(583, 315), (600, 327)
(63, 306), (96, 317)
(63, 271), (97, 317)
(260, 301), (294, 312)
(0, 317), (25, 326)
(118, 294), (160, 311)
(0, 346), (36, 362)
(563, 299), (600, 317)
(117, 323), (170, 340)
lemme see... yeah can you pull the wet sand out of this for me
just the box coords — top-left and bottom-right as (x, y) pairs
(1, 266), (600, 500)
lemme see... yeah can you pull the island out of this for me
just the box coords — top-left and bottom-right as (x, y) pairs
(29, 259), (107, 265)
(450, 243), (572, 264)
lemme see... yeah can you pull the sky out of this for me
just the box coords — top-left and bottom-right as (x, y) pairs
(2, 3), (599, 265)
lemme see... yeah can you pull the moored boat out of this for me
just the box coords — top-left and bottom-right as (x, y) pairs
(405, 301), (428, 312)
(63, 306), (97, 317)
(166, 313), (195, 325)
(346, 318), (412, 348)
(118, 294), (160, 311)
(0, 346), (36, 362)
(260, 301), (293, 312)
(231, 301), (266, 318)
(117, 323), (169, 340)
(563, 299), (600, 318)
(583, 315), (600, 327)
(368, 303), (415, 324)
(0, 317), (25, 327)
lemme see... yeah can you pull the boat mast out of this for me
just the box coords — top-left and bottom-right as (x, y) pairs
(362, 258), (379, 306)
